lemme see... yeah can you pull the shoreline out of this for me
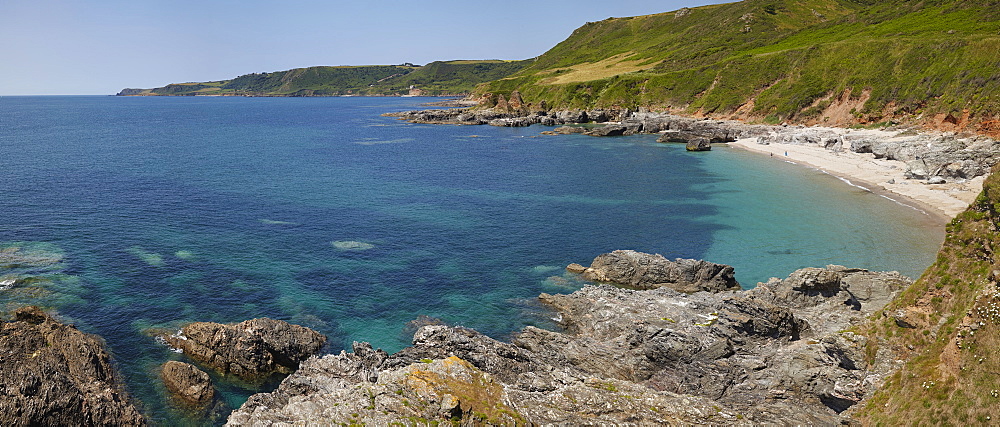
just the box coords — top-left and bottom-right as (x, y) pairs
(728, 135), (980, 225)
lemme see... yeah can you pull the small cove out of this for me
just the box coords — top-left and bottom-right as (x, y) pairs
(0, 96), (942, 423)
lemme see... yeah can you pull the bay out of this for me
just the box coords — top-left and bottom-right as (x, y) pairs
(0, 96), (941, 423)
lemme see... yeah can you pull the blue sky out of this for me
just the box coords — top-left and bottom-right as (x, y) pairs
(1, 0), (724, 95)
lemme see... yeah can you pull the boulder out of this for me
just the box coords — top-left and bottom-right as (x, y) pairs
(163, 317), (326, 380)
(552, 125), (585, 135)
(162, 361), (215, 408)
(579, 250), (740, 293)
(584, 124), (629, 137)
(686, 138), (712, 151)
(0, 306), (146, 426)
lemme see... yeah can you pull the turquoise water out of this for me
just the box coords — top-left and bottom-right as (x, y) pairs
(0, 96), (941, 423)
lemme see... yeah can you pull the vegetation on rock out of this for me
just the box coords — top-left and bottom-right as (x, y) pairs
(856, 163), (1000, 425)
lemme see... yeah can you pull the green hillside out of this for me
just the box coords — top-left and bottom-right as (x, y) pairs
(854, 164), (1000, 425)
(120, 60), (531, 97)
(476, 0), (1000, 129)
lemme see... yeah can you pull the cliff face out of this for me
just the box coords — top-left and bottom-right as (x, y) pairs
(0, 306), (146, 426)
(227, 262), (910, 425)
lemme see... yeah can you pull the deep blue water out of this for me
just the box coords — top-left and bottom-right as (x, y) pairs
(0, 96), (942, 423)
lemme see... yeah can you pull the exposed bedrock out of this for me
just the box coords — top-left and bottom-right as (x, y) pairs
(0, 306), (146, 426)
(227, 257), (911, 425)
(161, 361), (215, 409)
(163, 317), (326, 381)
(574, 249), (741, 293)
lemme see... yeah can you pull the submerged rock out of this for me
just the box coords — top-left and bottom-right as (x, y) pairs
(228, 264), (908, 425)
(0, 306), (146, 426)
(163, 317), (326, 380)
(576, 249), (740, 293)
(332, 240), (375, 251)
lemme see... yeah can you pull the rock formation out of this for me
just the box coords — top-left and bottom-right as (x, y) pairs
(161, 361), (215, 409)
(227, 260), (910, 425)
(163, 317), (326, 381)
(686, 138), (712, 151)
(576, 249), (740, 292)
(0, 306), (146, 426)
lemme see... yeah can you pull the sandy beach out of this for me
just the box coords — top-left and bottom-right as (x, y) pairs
(729, 133), (983, 224)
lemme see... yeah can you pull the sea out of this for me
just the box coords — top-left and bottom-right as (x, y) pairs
(0, 95), (943, 423)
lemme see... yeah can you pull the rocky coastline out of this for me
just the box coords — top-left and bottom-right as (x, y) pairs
(225, 251), (912, 425)
(1, 252), (910, 424)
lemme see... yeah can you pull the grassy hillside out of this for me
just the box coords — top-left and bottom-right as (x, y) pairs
(121, 60), (531, 97)
(477, 0), (1000, 130)
(854, 164), (1000, 425)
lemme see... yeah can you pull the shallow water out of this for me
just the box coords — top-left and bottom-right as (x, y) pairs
(0, 96), (942, 423)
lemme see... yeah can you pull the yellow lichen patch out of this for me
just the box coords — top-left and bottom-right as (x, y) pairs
(540, 52), (658, 85)
(402, 356), (523, 424)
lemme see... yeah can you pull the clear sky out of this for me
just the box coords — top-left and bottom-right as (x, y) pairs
(1, 0), (726, 95)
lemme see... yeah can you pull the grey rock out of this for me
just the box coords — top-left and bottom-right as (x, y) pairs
(228, 265), (910, 425)
(161, 361), (215, 408)
(163, 317), (326, 381)
(583, 124), (624, 136)
(553, 125), (586, 134)
(686, 138), (712, 151)
(927, 176), (947, 184)
(579, 249), (740, 292)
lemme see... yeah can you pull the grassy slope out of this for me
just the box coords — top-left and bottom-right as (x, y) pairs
(131, 60), (531, 97)
(856, 165), (1000, 425)
(477, 0), (1000, 127)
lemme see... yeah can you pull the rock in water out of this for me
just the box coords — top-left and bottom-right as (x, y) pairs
(578, 249), (740, 292)
(686, 138), (712, 151)
(161, 361), (215, 408)
(164, 318), (326, 380)
(0, 306), (146, 426)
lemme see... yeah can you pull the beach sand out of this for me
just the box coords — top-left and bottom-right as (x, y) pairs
(729, 136), (983, 224)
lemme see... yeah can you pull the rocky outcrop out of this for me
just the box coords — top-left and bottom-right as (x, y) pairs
(161, 361), (215, 409)
(163, 318), (326, 381)
(576, 250), (740, 293)
(228, 264), (909, 425)
(0, 306), (146, 426)
(227, 336), (744, 426)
